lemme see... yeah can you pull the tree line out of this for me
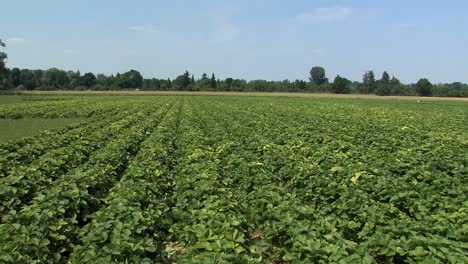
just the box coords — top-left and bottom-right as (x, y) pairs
(0, 40), (467, 97)
(308, 66), (467, 97)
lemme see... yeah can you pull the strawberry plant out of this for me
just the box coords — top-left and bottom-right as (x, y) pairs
(0, 95), (466, 263)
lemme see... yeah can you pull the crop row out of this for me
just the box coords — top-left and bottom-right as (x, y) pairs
(0, 102), (171, 219)
(0, 101), (175, 262)
(0, 103), (153, 177)
(69, 99), (184, 262)
(0, 96), (466, 263)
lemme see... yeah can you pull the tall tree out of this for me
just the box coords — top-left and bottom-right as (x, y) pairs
(375, 71), (392, 96)
(415, 78), (433, 96)
(125, 70), (143, 88)
(225, 77), (233, 90)
(0, 39), (8, 89)
(210, 73), (217, 89)
(196, 73), (211, 89)
(332, 75), (351, 94)
(67, 71), (81, 89)
(362, 71), (376, 93)
(389, 76), (407, 95)
(41, 68), (69, 88)
(0, 51), (6, 71)
(380, 71), (390, 84)
(10, 68), (21, 87)
(309, 66), (327, 85)
(19, 69), (39, 90)
(173, 71), (191, 90)
(167, 78), (172, 89)
(80, 72), (97, 88)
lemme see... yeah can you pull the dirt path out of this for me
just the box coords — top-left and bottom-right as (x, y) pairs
(19, 90), (468, 102)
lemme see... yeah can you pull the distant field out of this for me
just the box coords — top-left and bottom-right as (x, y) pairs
(0, 118), (85, 141)
(0, 96), (23, 104)
(0, 96), (86, 141)
(0, 95), (467, 263)
(19, 90), (468, 101)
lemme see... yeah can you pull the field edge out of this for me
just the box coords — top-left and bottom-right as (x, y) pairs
(17, 90), (468, 102)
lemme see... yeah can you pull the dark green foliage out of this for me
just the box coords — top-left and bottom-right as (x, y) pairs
(10, 68), (21, 87)
(173, 71), (192, 90)
(210, 73), (217, 89)
(310, 66), (327, 85)
(332, 75), (351, 94)
(415, 78), (433, 96)
(45, 68), (70, 89)
(0, 95), (467, 263)
(119, 69), (144, 89)
(375, 71), (391, 96)
(225, 77), (234, 90)
(0, 54), (466, 96)
(0, 39), (7, 85)
(80, 73), (97, 88)
(362, 71), (376, 94)
(433, 82), (468, 97)
(380, 71), (390, 84)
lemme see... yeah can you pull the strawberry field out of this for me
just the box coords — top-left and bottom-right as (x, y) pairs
(0, 95), (467, 263)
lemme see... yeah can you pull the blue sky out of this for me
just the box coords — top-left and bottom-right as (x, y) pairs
(2, 0), (468, 83)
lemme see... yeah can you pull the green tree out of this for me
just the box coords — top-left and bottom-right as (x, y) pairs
(10, 68), (21, 87)
(0, 39), (9, 89)
(380, 71), (390, 84)
(210, 73), (217, 89)
(309, 66), (327, 85)
(157, 78), (171, 90)
(124, 70), (143, 88)
(167, 78), (172, 89)
(18, 69), (39, 90)
(80, 72), (97, 88)
(389, 76), (406, 95)
(415, 78), (433, 96)
(0, 39), (6, 71)
(41, 68), (69, 89)
(225, 78), (234, 90)
(362, 71), (376, 94)
(0, 52), (7, 72)
(67, 71), (81, 89)
(196, 73), (211, 90)
(248, 80), (269, 92)
(332, 75), (351, 94)
(294, 80), (307, 91)
(230, 79), (247, 91)
(173, 71), (191, 90)
(376, 71), (392, 96)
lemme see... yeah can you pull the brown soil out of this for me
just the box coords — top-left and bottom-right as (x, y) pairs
(19, 90), (468, 102)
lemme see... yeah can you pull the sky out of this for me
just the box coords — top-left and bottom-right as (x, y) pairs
(1, 0), (468, 83)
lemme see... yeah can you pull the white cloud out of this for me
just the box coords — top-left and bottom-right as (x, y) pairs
(397, 22), (417, 28)
(295, 7), (353, 24)
(6, 37), (26, 44)
(123, 49), (137, 56)
(63, 49), (77, 54)
(208, 5), (241, 43)
(213, 23), (240, 42)
(128, 24), (158, 33)
(311, 48), (323, 54)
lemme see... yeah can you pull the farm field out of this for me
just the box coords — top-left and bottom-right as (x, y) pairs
(0, 95), (467, 263)
(0, 118), (85, 141)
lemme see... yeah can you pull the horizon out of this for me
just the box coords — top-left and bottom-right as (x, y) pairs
(2, 0), (468, 83)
